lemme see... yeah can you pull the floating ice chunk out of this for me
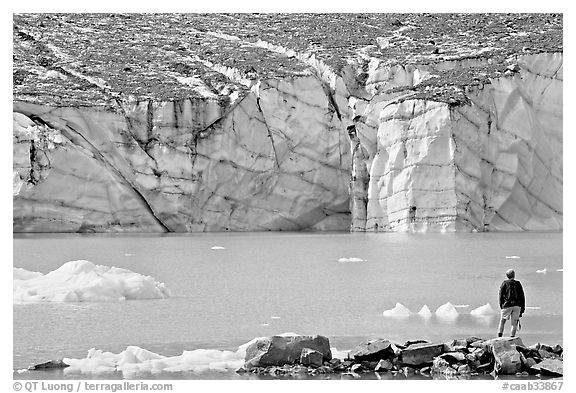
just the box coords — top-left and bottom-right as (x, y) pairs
(13, 260), (170, 302)
(259, 323), (269, 327)
(13, 267), (43, 281)
(417, 305), (432, 319)
(470, 303), (496, 316)
(63, 345), (245, 376)
(211, 246), (225, 250)
(435, 302), (459, 320)
(525, 306), (541, 310)
(124, 253), (135, 257)
(557, 269), (563, 272)
(506, 256), (521, 259)
(270, 316), (281, 319)
(453, 304), (470, 308)
(331, 347), (350, 360)
(536, 268), (547, 274)
(383, 303), (411, 318)
(338, 257), (365, 263)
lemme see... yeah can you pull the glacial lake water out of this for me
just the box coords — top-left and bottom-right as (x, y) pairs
(13, 232), (562, 379)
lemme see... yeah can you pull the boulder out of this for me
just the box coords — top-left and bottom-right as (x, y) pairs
(523, 357), (538, 373)
(538, 349), (559, 359)
(482, 336), (524, 350)
(401, 343), (444, 366)
(490, 339), (523, 374)
(552, 344), (563, 356)
(443, 339), (468, 352)
(29, 359), (69, 370)
(403, 339), (428, 347)
(244, 335), (331, 368)
(374, 358), (394, 372)
(300, 348), (323, 368)
(351, 339), (396, 362)
(516, 345), (542, 360)
(537, 358), (563, 377)
(439, 352), (467, 364)
(431, 357), (451, 373)
(457, 364), (472, 374)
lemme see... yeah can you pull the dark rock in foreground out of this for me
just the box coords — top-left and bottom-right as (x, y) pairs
(240, 334), (563, 379)
(29, 360), (69, 370)
(244, 335), (332, 369)
(351, 339), (398, 362)
(401, 342), (444, 366)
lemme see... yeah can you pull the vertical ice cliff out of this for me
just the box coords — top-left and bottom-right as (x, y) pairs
(13, 14), (562, 232)
(349, 53), (562, 232)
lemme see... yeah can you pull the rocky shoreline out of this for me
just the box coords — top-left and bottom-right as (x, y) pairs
(27, 334), (563, 380)
(237, 334), (563, 379)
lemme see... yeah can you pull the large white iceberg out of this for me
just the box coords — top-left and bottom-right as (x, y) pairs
(13, 260), (170, 302)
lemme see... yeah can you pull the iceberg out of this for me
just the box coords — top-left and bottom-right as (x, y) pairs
(14, 260), (170, 302)
(337, 257), (365, 263)
(382, 303), (411, 318)
(63, 346), (244, 376)
(435, 302), (459, 321)
(470, 303), (497, 316)
(417, 305), (432, 319)
(63, 333), (308, 376)
(536, 268), (547, 274)
(13, 267), (43, 281)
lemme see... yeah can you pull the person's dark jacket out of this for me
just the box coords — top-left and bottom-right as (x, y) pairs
(499, 279), (525, 315)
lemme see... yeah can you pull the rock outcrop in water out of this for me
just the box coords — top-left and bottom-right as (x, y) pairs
(13, 14), (563, 232)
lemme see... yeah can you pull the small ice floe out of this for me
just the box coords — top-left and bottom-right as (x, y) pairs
(453, 304), (470, 308)
(259, 323), (270, 327)
(557, 268), (563, 272)
(270, 316), (281, 319)
(536, 268), (547, 274)
(338, 257), (365, 263)
(63, 344), (247, 376)
(13, 260), (170, 302)
(417, 305), (432, 319)
(124, 253), (135, 257)
(435, 302), (459, 321)
(383, 303), (411, 318)
(211, 246), (225, 250)
(330, 347), (350, 360)
(15, 368), (28, 374)
(470, 303), (496, 316)
(525, 306), (541, 310)
(506, 256), (521, 259)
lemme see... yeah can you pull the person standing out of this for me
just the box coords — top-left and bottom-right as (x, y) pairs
(497, 269), (526, 337)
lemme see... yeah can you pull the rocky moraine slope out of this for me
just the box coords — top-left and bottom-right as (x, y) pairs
(13, 13), (563, 232)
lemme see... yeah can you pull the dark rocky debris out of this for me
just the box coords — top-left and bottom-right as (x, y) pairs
(239, 335), (564, 379)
